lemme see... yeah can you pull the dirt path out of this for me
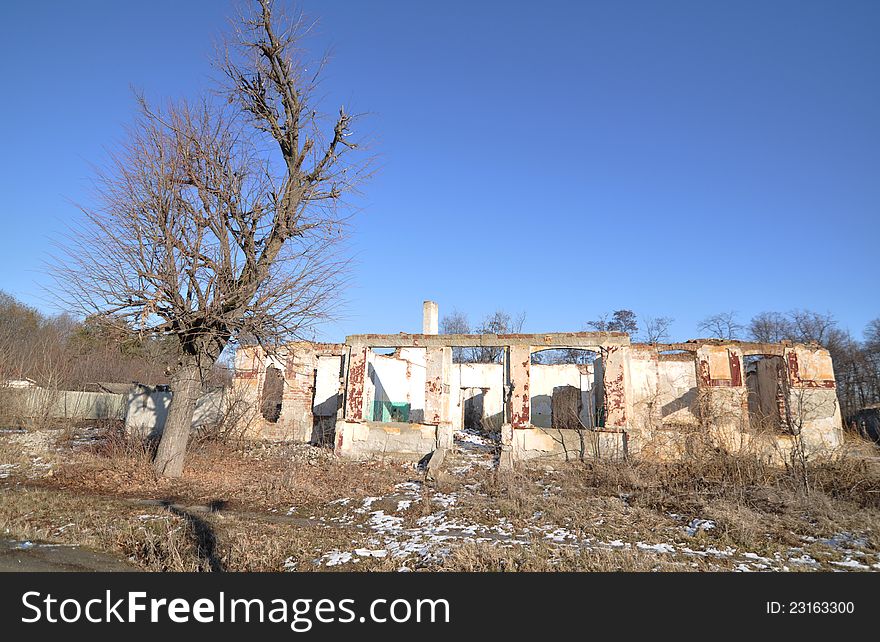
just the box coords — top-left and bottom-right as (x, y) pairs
(0, 538), (140, 572)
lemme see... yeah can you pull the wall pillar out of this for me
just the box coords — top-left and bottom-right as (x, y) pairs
(424, 346), (452, 425)
(345, 346), (369, 420)
(509, 344), (531, 429)
(603, 345), (628, 429)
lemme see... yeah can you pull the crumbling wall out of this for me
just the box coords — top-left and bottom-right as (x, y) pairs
(695, 344), (749, 454)
(333, 339), (454, 460)
(627, 346), (661, 431)
(603, 345), (628, 429)
(232, 319), (845, 467)
(624, 347), (703, 459)
(231, 342), (345, 442)
(509, 427), (626, 463)
(657, 355), (699, 427)
(784, 346), (843, 454)
(334, 421), (452, 461)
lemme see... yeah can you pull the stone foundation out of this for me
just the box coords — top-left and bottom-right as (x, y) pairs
(501, 425), (627, 464)
(334, 421), (454, 461)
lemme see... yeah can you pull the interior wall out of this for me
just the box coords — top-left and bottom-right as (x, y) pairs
(626, 349), (700, 431)
(656, 357), (699, 427)
(365, 348), (426, 422)
(627, 351), (658, 430)
(529, 363), (595, 429)
(449, 363), (505, 431)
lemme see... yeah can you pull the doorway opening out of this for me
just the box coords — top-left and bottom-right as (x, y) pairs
(530, 348), (602, 429)
(744, 354), (789, 433)
(260, 365), (284, 423)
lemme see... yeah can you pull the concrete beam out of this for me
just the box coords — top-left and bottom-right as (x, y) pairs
(644, 340), (788, 356)
(346, 332), (629, 349)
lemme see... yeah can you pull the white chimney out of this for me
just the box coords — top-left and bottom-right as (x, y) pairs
(423, 300), (439, 335)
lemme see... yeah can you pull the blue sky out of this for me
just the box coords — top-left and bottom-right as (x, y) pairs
(0, 0), (877, 343)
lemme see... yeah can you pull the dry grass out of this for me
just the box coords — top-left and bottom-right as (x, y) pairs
(46, 424), (412, 512)
(442, 541), (706, 572)
(2, 426), (878, 572)
(425, 437), (880, 570)
(0, 485), (387, 572)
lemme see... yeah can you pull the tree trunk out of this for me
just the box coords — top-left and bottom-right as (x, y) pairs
(153, 362), (201, 478)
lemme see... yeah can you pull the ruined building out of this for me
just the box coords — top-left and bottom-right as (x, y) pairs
(231, 302), (844, 465)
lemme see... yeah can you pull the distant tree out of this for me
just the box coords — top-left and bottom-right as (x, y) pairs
(697, 311), (743, 340)
(748, 311), (793, 343)
(0, 291), (173, 390)
(439, 308), (525, 363)
(865, 318), (880, 353)
(473, 310), (525, 363)
(440, 309), (470, 335)
(587, 309), (638, 335)
(0, 291), (50, 382)
(586, 312), (610, 332)
(862, 318), (880, 414)
(610, 309), (638, 335)
(440, 309), (470, 363)
(641, 315), (674, 343)
(787, 310), (841, 346)
(748, 309), (843, 347)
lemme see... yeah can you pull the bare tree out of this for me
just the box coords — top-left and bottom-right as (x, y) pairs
(440, 308), (526, 363)
(697, 311), (743, 340)
(51, 0), (369, 477)
(473, 310), (525, 363)
(787, 309), (840, 346)
(749, 309), (844, 348)
(586, 312), (610, 332)
(748, 311), (793, 343)
(587, 309), (638, 335)
(641, 315), (674, 343)
(440, 309), (470, 336)
(440, 309), (471, 363)
(865, 318), (880, 353)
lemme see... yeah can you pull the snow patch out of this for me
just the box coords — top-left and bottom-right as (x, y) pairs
(685, 519), (715, 537)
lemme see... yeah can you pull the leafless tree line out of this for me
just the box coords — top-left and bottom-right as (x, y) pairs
(0, 291), (190, 391)
(440, 309), (525, 363)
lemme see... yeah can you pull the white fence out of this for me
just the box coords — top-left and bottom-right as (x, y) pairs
(125, 386), (225, 438)
(0, 387), (126, 421)
(0, 384), (226, 438)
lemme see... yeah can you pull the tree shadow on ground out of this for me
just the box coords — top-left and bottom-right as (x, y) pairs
(161, 500), (226, 572)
